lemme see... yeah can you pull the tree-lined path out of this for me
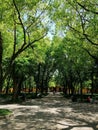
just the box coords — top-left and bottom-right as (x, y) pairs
(0, 1), (98, 129)
(0, 93), (98, 130)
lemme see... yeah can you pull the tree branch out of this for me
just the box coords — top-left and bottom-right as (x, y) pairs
(22, 32), (47, 52)
(11, 32), (47, 62)
(83, 33), (98, 46)
(77, 2), (98, 15)
(26, 0), (51, 32)
(68, 25), (98, 46)
(13, 14), (17, 55)
(83, 47), (98, 60)
(13, 0), (26, 46)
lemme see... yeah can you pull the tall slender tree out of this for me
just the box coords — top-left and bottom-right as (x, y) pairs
(0, 32), (3, 92)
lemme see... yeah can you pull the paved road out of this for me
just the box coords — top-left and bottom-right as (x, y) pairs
(0, 92), (98, 130)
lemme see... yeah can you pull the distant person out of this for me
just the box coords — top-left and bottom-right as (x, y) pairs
(87, 96), (92, 103)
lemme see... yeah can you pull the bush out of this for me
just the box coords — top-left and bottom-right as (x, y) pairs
(0, 109), (12, 116)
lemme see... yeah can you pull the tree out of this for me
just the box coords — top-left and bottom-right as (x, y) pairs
(28, 38), (57, 95)
(1, 0), (98, 100)
(0, 0), (53, 100)
(0, 32), (3, 92)
(50, 0), (98, 59)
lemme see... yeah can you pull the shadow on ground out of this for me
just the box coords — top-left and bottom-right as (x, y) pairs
(0, 93), (98, 130)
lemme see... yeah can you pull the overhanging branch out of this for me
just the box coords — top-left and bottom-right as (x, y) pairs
(83, 47), (98, 60)
(68, 25), (98, 46)
(77, 2), (98, 15)
(13, 0), (26, 45)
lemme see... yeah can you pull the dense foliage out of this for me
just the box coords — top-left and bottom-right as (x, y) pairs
(0, 0), (98, 101)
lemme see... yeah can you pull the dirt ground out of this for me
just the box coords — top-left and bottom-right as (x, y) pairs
(0, 92), (98, 130)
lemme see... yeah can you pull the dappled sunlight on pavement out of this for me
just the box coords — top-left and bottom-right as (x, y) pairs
(0, 92), (98, 130)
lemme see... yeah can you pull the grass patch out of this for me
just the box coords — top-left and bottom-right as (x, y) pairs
(0, 109), (12, 116)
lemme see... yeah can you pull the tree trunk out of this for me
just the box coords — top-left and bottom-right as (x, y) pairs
(12, 76), (24, 101)
(35, 63), (41, 96)
(6, 76), (11, 95)
(91, 71), (94, 96)
(0, 32), (3, 93)
(17, 77), (24, 95)
(12, 78), (19, 101)
(80, 81), (83, 101)
(63, 79), (67, 94)
(11, 63), (19, 101)
(40, 65), (46, 94)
